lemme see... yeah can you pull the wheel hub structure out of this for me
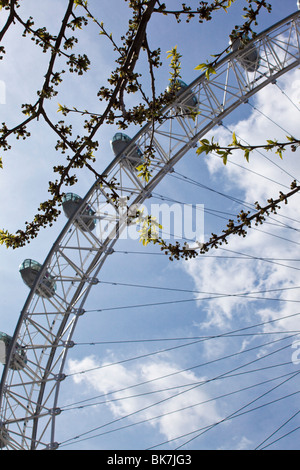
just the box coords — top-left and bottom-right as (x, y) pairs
(1, 11), (300, 450)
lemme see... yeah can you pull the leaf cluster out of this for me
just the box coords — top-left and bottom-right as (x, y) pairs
(156, 181), (300, 261)
(1, 0), (296, 257)
(197, 133), (300, 165)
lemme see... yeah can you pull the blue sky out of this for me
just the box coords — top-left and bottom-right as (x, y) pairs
(1, 0), (300, 450)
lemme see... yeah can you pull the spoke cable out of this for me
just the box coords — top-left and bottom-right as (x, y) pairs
(60, 369), (299, 448)
(60, 335), (298, 448)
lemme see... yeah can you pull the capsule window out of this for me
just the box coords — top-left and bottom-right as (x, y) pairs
(62, 193), (97, 231)
(230, 35), (260, 72)
(19, 259), (57, 298)
(111, 133), (144, 170)
(0, 332), (27, 371)
(167, 79), (198, 116)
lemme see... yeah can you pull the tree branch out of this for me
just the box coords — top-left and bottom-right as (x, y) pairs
(158, 182), (300, 261)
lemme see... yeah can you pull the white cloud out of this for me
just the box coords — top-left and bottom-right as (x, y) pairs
(233, 435), (253, 450)
(183, 67), (300, 335)
(67, 355), (221, 445)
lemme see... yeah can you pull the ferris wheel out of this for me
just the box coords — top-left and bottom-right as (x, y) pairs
(1, 9), (300, 450)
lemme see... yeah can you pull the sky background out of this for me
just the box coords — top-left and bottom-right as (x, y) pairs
(1, 0), (300, 450)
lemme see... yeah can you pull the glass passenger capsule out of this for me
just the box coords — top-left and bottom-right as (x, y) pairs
(19, 259), (57, 298)
(298, 0), (300, 10)
(110, 133), (143, 169)
(0, 423), (10, 449)
(167, 79), (198, 115)
(230, 34), (260, 72)
(62, 193), (96, 231)
(0, 332), (27, 371)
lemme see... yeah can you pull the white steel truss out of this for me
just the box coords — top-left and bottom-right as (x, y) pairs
(1, 11), (300, 450)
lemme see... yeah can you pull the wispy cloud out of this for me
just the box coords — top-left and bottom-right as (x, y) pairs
(67, 355), (221, 445)
(184, 68), (300, 334)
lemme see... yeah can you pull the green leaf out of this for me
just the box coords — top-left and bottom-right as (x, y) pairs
(196, 139), (212, 155)
(74, 0), (87, 7)
(166, 45), (178, 59)
(232, 131), (238, 146)
(194, 63), (207, 71)
(266, 139), (277, 146)
(195, 63), (216, 80)
(57, 103), (69, 115)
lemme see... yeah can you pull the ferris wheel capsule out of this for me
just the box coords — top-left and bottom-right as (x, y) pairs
(298, 0), (300, 10)
(0, 332), (27, 371)
(167, 79), (198, 116)
(110, 133), (144, 169)
(0, 423), (10, 449)
(19, 259), (57, 298)
(229, 34), (260, 72)
(62, 193), (96, 231)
